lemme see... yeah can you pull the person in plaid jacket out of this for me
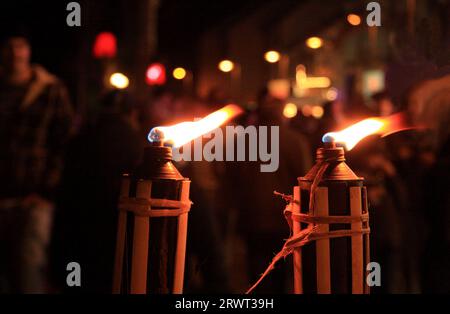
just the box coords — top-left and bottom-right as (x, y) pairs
(0, 29), (73, 293)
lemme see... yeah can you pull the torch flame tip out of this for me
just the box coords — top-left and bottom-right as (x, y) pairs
(321, 113), (412, 151)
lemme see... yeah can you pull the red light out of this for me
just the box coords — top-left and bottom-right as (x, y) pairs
(93, 32), (117, 58)
(146, 63), (166, 85)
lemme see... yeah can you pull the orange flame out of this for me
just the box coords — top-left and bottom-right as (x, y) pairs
(322, 113), (413, 150)
(148, 104), (243, 147)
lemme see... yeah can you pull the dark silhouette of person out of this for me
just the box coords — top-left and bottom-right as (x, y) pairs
(50, 90), (143, 292)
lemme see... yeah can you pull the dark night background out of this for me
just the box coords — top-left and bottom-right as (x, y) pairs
(0, 0), (264, 112)
(0, 0), (449, 295)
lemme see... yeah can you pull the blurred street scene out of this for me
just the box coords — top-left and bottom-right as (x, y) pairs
(0, 0), (449, 294)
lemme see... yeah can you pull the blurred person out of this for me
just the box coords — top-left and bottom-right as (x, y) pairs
(370, 90), (426, 292)
(406, 73), (450, 293)
(320, 94), (408, 292)
(205, 87), (230, 109)
(347, 137), (408, 293)
(50, 90), (143, 292)
(228, 87), (312, 293)
(422, 136), (450, 293)
(371, 91), (396, 117)
(0, 28), (74, 293)
(140, 87), (175, 136)
(346, 79), (374, 120)
(321, 100), (346, 131)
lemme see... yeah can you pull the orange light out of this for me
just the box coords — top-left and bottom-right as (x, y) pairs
(306, 36), (323, 49)
(305, 77), (331, 88)
(301, 104), (312, 117)
(311, 106), (324, 119)
(322, 113), (413, 150)
(148, 104), (243, 147)
(347, 14), (361, 26)
(218, 60), (234, 72)
(296, 65), (331, 89)
(264, 50), (281, 63)
(283, 103), (298, 118)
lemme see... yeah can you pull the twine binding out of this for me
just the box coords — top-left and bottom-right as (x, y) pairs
(245, 158), (369, 294)
(119, 197), (192, 217)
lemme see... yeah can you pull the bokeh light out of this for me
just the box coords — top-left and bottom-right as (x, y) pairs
(306, 36), (323, 49)
(312, 105), (324, 118)
(218, 60), (234, 72)
(109, 72), (129, 89)
(173, 67), (187, 80)
(326, 88), (338, 101)
(347, 14), (361, 26)
(264, 50), (281, 63)
(301, 104), (312, 117)
(283, 103), (298, 118)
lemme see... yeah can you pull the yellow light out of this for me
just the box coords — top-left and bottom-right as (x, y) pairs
(218, 60), (234, 72)
(264, 50), (281, 63)
(296, 64), (331, 90)
(311, 105), (324, 119)
(296, 65), (307, 88)
(283, 103), (298, 118)
(109, 72), (129, 89)
(172, 67), (187, 80)
(306, 36), (323, 49)
(347, 14), (361, 26)
(149, 104), (243, 147)
(305, 77), (331, 88)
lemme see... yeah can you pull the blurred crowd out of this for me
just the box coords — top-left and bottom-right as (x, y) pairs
(0, 30), (449, 294)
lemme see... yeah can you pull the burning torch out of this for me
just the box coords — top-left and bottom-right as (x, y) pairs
(112, 104), (242, 294)
(247, 113), (412, 294)
(292, 138), (369, 294)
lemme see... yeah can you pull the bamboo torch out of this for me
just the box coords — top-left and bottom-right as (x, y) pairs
(292, 114), (412, 294)
(112, 141), (191, 294)
(293, 141), (369, 294)
(244, 114), (415, 294)
(112, 104), (242, 294)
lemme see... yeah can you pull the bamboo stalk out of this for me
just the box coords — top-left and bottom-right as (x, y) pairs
(362, 187), (370, 294)
(172, 180), (190, 293)
(350, 187), (363, 294)
(315, 187), (331, 293)
(130, 180), (152, 293)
